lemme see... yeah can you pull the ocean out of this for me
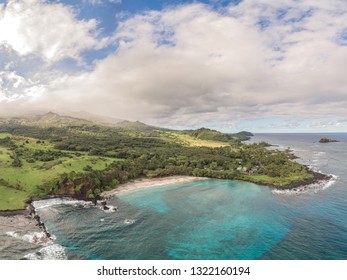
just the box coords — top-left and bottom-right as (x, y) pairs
(1, 133), (347, 259)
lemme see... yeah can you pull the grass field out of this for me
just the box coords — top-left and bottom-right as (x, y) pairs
(163, 132), (230, 148)
(1, 130), (230, 210)
(0, 185), (28, 210)
(0, 133), (12, 139)
(0, 133), (121, 210)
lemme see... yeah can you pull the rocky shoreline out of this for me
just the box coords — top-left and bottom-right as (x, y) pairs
(264, 168), (333, 191)
(0, 209), (31, 217)
(0, 201), (52, 240)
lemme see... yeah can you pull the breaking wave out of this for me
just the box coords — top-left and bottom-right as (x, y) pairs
(272, 175), (338, 195)
(22, 244), (67, 260)
(100, 205), (118, 213)
(6, 231), (54, 245)
(33, 198), (93, 210)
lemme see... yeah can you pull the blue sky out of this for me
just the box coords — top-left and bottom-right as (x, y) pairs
(1, 0), (347, 132)
(56, 0), (242, 68)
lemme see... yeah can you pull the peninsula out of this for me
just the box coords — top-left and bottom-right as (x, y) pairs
(0, 112), (330, 212)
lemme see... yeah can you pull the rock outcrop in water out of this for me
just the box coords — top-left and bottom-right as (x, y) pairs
(319, 138), (339, 143)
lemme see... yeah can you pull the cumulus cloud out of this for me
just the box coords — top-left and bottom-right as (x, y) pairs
(0, 0), (105, 62)
(0, 70), (45, 101)
(1, 0), (347, 131)
(35, 3), (276, 120)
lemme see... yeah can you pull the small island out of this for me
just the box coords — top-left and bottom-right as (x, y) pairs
(319, 137), (339, 143)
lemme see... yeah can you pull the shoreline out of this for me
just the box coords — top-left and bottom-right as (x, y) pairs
(261, 169), (333, 190)
(101, 170), (333, 199)
(0, 171), (333, 215)
(0, 203), (53, 259)
(0, 209), (30, 217)
(101, 175), (208, 198)
(0, 172), (335, 259)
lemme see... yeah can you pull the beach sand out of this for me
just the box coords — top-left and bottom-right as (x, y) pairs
(101, 175), (208, 198)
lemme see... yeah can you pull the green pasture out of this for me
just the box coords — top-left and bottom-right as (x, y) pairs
(0, 134), (120, 210)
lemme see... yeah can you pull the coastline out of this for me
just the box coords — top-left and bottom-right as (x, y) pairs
(101, 175), (208, 198)
(0, 202), (52, 243)
(101, 170), (333, 200)
(0, 171), (333, 214)
(0, 205), (53, 259)
(260, 169), (333, 190)
(0, 172), (335, 259)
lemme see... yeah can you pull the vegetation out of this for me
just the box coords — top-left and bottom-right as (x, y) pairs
(189, 128), (253, 142)
(191, 128), (231, 142)
(0, 113), (315, 210)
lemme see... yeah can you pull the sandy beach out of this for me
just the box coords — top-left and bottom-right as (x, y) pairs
(101, 175), (208, 198)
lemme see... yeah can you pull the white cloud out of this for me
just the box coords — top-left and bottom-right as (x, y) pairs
(0, 70), (44, 102)
(84, 0), (122, 5)
(0, 0), (104, 62)
(84, 0), (102, 4)
(1, 0), (347, 131)
(59, 1), (347, 126)
(308, 121), (344, 129)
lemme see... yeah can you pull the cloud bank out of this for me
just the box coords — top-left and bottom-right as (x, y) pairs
(1, 0), (347, 131)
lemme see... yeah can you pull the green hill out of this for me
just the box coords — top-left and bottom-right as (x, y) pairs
(2, 112), (92, 128)
(190, 128), (254, 142)
(191, 128), (231, 142)
(113, 120), (158, 131)
(230, 131), (254, 141)
(0, 112), (320, 211)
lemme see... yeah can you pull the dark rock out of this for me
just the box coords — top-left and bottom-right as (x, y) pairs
(319, 137), (339, 143)
(101, 200), (107, 206)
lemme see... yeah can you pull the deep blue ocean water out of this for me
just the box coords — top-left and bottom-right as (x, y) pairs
(4, 133), (347, 259)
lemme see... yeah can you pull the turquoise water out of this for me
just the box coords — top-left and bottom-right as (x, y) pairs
(32, 180), (293, 260)
(6, 133), (347, 259)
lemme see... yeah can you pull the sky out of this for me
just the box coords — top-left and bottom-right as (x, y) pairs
(0, 0), (347, 133)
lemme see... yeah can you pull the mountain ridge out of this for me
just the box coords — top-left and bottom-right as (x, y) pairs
(0, 111), (251, 138)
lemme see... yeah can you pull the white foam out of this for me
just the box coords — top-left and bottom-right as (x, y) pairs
(33, 198), (93, 210)
(322, 175), (338, 190)
(272, 175), (338, 195)
(306, 165), (320, 172)
(22, 244), (67, 260)
(6, 231), (54, 245)
(124, 219), (135, 225)
(100, 205), (118, 213)
(6, 231), (19, 239)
